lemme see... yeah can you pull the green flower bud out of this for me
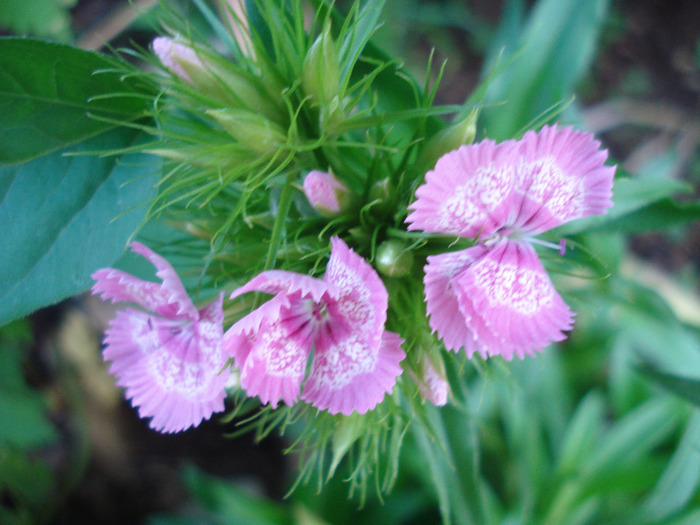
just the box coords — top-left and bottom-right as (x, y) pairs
(153, 37), (283, 123)
(302, 20), (341, 107)
(417, 109), (479, 171)
(375, 240), (414, 278)
(302, 20), (344, 130)
(207, 108), (286, 156)
(186, 57), (284, 122)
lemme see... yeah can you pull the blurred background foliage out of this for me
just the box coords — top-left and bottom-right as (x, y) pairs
(1, 0), (700, 524)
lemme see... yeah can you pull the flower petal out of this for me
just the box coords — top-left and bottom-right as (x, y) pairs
(92, 242), (198, 320)
(323, 237), (387, 348)
(423, 247), (491, 358)
(453, 240), (574, 360)
(230, 269), (330, 302)
(102, 297), (227, 433)
(130, 242), (199, 319)
(301, 329), (405, 415)
(513, 125), (616, 234)
(406, 138), (521, 238)
(226, 298), (315, 408)
(406, 126), (615, 238)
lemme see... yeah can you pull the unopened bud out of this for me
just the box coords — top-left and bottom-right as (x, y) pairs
(417, 109), (479, 171)
(375, 240), (413, 278)
(417, 355), (448, 406)
(302, 20), (341, 107)
(153, 36), (203, 83)
(207, 108), (286, 155)
(153, 37), (283, 121)
(303, 170), (351, 218)
(302, 20), (344, 130)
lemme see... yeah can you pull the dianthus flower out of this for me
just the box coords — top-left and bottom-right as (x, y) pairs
(406, 125), (615, 360)
(92, 243), (227, 433)
(223, 237), (405, 415)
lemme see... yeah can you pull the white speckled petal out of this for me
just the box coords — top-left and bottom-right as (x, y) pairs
(323, 237), (387, 348)
(423, 247), (490, 358)
(302, 329), (405, 415)
(453, 239), (574, 360)
(406, 126), (615, 238)
(406, 138), (520, 238)
(233, 302), (314, 408)
(512, 125), (616, 234)
(102, 294), (227, 433)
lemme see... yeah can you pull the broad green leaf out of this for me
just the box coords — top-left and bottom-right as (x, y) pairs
(481, 0), (609, 139)
(0, 37), (155, 165)
(0, 128), (159, 326)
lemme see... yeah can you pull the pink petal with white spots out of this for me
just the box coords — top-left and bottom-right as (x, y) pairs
(302, 329), (405, 415)
(406, 138), (521, 239)
(453, 240), (574, 360)
(512, 125), (616, 234)
(224, 294), (292, 339)
(92, 242), (198, 320)
(226, 297), (320, 408)
(102, 292), (227, 433)
(423, 247), (490, 358)
(323, 237), (387, 348)
(230, 270), (331, 302)
(406, 126), (615, 238)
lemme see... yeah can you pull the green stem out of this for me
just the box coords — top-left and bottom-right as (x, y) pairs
(263, 171), (296, 271)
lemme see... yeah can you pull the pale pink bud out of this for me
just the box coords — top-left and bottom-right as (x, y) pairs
(152, 36), (203, 83)
(418, 357), (448, 406)
(303, 170), (351, 217)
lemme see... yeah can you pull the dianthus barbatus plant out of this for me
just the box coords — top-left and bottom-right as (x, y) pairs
(82, 0), (614, 503)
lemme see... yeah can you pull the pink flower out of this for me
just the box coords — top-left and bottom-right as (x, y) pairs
(92, 243), (227, 433)
(406, 125), (615, 360)
(152, 37), (204, 83)
(223, 237), (405, 415)
(303, 170), (351, 217)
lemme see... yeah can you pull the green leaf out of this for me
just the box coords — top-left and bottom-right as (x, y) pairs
(0, 37), (155, 165)
(183, 465), (291, 525)
(552, 177), (691, 236)
(639, 411), (700, 521)
(0, 128), (159, 326)
(598, 197), (700, 234)
(638, 365), (700, 407)
(556, 392), (605, 475)
(481, 0), (609, 139)
(582, 397), (682, 487)
(411, 405), (481, 525)
(0, 0), (76, 41)
(0, 345), (57, 449)
(0, 446), (54, 520)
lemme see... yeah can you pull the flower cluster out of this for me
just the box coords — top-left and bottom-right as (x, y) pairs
(92, 125), (614, 433)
